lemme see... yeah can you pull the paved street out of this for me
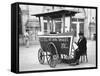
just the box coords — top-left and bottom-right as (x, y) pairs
(19, 40), (96, 71)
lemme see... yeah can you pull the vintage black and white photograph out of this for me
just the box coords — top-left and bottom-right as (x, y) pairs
(18, 3), (97, 72)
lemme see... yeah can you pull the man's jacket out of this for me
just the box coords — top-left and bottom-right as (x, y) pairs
(77, 37), (87, 55)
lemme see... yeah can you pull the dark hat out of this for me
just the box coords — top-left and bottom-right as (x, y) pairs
(79, 32), (84, 36)
(26, 29), (29, 32)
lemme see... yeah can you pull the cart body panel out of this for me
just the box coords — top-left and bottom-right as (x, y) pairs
(38, 32), (74, 58)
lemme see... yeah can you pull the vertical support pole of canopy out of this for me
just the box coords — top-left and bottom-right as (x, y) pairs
(69, 16), (72, 32)
(77, 22), (80, 40)
(38, 17), (41, 31)
(40, 17), (44, 33)
(51, 19), (53, 32)
(61, 14), (65, 33)
(53, 19), (55, 32)
(47, 16), (50, 33)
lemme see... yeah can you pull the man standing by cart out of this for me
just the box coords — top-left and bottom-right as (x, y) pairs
(76, 32), (87, 63)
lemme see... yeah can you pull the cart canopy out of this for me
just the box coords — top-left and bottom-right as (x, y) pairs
(31, 9), (79, 18)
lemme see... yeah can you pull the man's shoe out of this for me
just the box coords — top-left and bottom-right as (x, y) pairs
(76, 62), (79, 65)
(76, 60), (79, 65)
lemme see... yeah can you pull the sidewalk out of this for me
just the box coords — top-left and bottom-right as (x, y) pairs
(19, 40), (96, 71)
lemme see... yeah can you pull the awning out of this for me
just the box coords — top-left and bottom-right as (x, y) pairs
(31, 9), (79, 18)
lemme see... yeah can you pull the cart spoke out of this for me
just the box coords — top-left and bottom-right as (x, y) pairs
(38, 48), (45, 64)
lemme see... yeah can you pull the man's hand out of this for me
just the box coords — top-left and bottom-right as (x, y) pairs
(74, 42), (77, 44)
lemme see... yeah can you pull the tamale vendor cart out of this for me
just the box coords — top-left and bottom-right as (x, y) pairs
(32, 9), (79, 68)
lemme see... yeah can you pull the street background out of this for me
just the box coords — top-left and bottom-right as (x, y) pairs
(0, 0), (100, 76)
(18, 1), (97, 71)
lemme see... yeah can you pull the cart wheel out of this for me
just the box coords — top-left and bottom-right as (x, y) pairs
(46, 51), (52, 65)
(38, 48), (45, 64)
(46, 42), (59, 68)
(46, 52), (58, 68)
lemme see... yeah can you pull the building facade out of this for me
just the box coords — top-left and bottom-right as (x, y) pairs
(19, 5), (96, 45)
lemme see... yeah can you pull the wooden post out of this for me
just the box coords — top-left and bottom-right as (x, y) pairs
(51, 18), (53, 32)
(77, 22), (80, 40)
(47, 17), (50, 33)
(38, 17), (41, 31)
(53, 19), (55, 32)
(40, 17), (44, 33)
(69, 16), (72, 32)
(61, 15), (65, 33)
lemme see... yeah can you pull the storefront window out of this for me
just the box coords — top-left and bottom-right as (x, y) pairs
(78, 18), (84, 22)
(72, 18), (77, 22)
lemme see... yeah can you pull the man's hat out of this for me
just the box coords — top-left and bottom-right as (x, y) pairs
(79, 32), (84, 36)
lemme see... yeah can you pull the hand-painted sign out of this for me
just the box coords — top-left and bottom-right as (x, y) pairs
(40, 37), (71, 54)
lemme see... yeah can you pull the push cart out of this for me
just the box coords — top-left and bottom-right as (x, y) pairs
(32, 9), (79, 68)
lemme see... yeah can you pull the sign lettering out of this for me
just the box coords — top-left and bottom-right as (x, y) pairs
(61, 43), (69, 49)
